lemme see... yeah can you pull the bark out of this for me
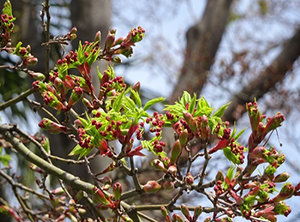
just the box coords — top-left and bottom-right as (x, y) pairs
(71, 0), (111, 94)
(169, 0), (233, 103)
(223, 27), (300, 123)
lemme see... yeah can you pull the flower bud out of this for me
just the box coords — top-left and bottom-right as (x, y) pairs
(142, 180), (161, 193)
(113, 182), (122, 201)
(161, 181), (174, 190)
(274, 172), (290, 183)
(170, 140), (182, 164)
(185, 172), (194, 185)
(38, 118), (67, 134)
(82, 98), (93, 109)
(193, 205), (203, 221)
(173, 213), (184, 222)
(28, 57), (38, 66)
(179, 129), (188, 146)
(93, 187), (110, 205)
(94, 31), (101, 43)
(70, 27), (77, 34)
(183, 111), (197, 132)
(271, 182), (295, 202)
(67, 87), (83, 109)
(104, 29), (116, 52)
(70, 33), (77, 40)
(180, 204), (191, 221)
(113, 37), (125, 46)
(63, 75), (75, 90)
(168, 165), (177, 175)
(29, 72), (45, 80)
(151, 159), (167, 172)
(274, 201), (291, 217)
(160, 206), (168, 218)
(51, 187), (65, 196)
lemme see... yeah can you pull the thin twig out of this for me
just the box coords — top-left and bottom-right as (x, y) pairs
(0, 88), (34, 111)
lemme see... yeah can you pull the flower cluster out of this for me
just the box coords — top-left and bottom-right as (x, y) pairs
(0, 0), (15, 46)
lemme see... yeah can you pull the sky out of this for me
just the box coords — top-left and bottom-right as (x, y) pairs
(1, 0), (300, 220)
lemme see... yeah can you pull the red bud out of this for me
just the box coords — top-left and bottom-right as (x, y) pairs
(142, 180), (161, 193)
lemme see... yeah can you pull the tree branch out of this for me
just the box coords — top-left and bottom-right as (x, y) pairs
(224, 27), (300, 123)
(170, 0), (233, 103)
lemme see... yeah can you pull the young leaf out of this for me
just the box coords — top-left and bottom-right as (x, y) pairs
(181, 91), (191, 106)
(234, 128), (246, 140)
(130, 90), (142, 108)
(226, 165), (236, 181)
(213, 102), (231, 118)
(68, 144), (85, 156)
(188, 94), (197, 114)
(112, 91), (125, 112)
(223, 148), (239, 164)
(144, 97), (165, 111)
(124, 96), (137, 112)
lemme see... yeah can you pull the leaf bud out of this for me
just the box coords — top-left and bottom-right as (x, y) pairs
(151, 159), (167, 172)
(179, 129), (188, 146)
(185, 172), (194, 185)
(170, 140), (182, 164)
(168, 165), (177, 175)
(180, 204), (191, 221)
(193, 205), (203, 221)
(274, 172), (290, 183)
(94, 31), (101, 42)
(113, 182), (122, 201)
(142, 180), (161, 193)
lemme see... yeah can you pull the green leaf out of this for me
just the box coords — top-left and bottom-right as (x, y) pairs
(188, 94), (197, 114)
(97, 66), (103, 83)
(68, 144), (84, 156)
(180, 91), (191, 106)
(41, 137), (51, 154)
(69, 144), (93, 160)
(124, 96), (137, 112)
(0, 154), (11, 167)
(234, 128), (246, 140)
(144, 97), (165, 111)
(213, 102), (231, 118)
(226, 165), (235, 181)
(223, 147), (239, 164)
(112, 91), (125, 112)
(78, 148), (93, 160)
(130, 90), (142, 108)
(3, 0), (13, 16)
(198, 96), (209, 108)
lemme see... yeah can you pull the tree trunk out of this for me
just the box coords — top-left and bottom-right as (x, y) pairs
(223, 27), (300, 123)
(169, 0), (233, 103)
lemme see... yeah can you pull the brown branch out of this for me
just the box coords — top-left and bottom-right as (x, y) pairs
(170, 0), (233, 103)
(224, 27), (300, 123)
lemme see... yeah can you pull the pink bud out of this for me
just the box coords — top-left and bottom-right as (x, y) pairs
(168, 165), (177, 175)
(151, 159), (167, 172)
(274, 172), (290, 183)
(180, 204), (191, 221)
(170, 140), (182, 164)
(179, 129), (189, 146)
(271, 182), (295, 202)
(193, 205), (203, 221)
(142, 181), (161, 193)
(113, 182), (122, 201)
(94, 31), (101, 42)
(93, 187), (110, 205)
(185, 172), (194, 185)
(161, 181), (174, 190)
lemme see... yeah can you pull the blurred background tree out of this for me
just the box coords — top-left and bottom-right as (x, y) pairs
(1, 0), (300, 221)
